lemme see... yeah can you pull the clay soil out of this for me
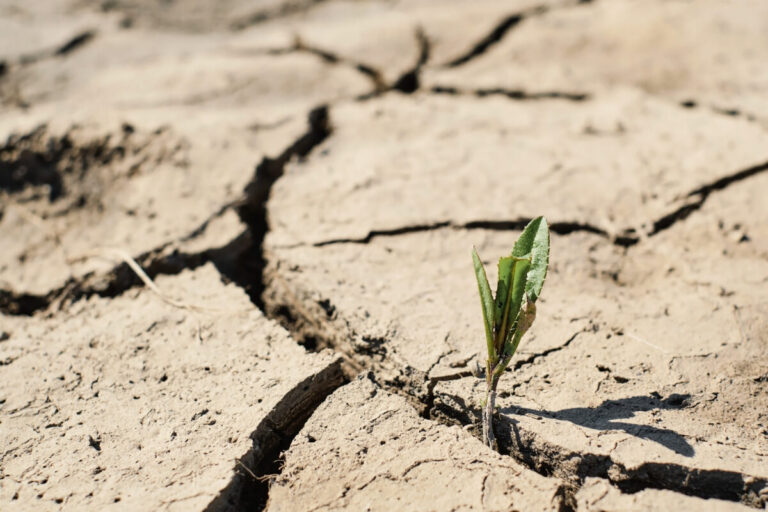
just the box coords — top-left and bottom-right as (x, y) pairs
(1, 1), (767, 511)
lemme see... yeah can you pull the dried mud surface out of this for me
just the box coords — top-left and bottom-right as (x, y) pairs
(1, 0), (767, 511)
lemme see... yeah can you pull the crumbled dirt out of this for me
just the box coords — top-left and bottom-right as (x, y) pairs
(1, 0), (767, 510)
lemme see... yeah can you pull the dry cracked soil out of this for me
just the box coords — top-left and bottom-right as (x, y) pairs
(1, 1), (767, 511)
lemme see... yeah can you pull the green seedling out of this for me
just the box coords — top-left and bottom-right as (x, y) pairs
(472, 216), (550, 450)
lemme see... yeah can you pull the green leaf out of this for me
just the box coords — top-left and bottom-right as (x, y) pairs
(472, 248), (496, 360)
(505, 256), (530, 342)
(512, 216), (550, 302)
(493, 256), (530, 353)
(493, 256), (514, 339)
(503, 300), (536, 360)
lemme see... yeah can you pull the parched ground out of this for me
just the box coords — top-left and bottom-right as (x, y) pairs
(1, 1), (767, 511)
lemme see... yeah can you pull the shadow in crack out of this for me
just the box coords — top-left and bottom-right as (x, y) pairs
(501, 393), (695, 456)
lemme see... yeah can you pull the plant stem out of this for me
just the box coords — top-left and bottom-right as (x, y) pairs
(482, 377), (498, 450)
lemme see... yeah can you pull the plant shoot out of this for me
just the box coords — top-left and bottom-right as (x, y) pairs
(472, 216), (550, 450)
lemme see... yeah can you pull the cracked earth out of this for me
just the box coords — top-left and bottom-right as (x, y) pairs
(1, 1), (767, 510)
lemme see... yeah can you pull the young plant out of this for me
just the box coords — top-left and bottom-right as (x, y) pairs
(472, 216), (550, 450)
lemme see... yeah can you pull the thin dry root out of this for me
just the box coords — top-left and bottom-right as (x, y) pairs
(69, 247), (250, 316)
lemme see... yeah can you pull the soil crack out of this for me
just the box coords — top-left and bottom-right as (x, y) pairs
(0, 289), (50, 316)
(649, 159), (768, 237)
(430, 85), (589, 102)
(441, 0), (593, 69)
(245, 38), (386, 95)
(229, 0), (329, 31)
(17, 30), (96, 66)
(0, 205), (243, 316)
(493, 421), (768, 509)
(443, 12), (527, 68)
(313, 221), (452, 246)
(292, 38), (386, 94)
(512, 330), (582, 371)
(13, 245), (215, 315)
(232, 105), (332, 309)
(680, 100), (763, 127)
(54, 30), (96, 57)
(310, 217), (634, 247)
(291, 157), (768, 249)
(203, 359), (346, 512)
(390, 27), (430, 95)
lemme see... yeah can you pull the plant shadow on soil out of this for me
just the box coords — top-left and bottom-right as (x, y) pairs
(501, 393), (695, 457)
